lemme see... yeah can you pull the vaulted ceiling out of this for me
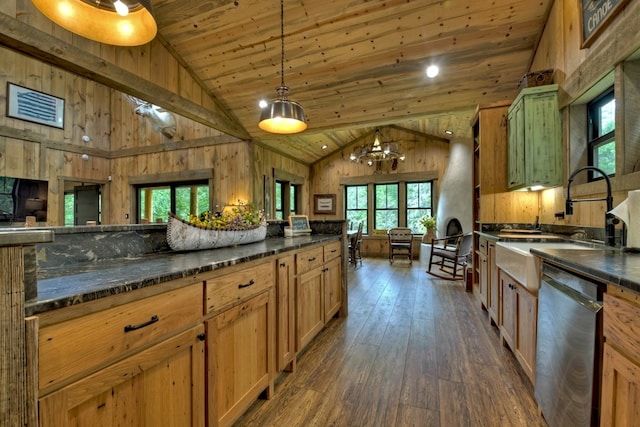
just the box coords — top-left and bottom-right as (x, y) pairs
(149, 0), (553, 163)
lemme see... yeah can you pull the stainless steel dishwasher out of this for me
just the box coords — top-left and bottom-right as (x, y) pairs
(534, 263), (604, 427)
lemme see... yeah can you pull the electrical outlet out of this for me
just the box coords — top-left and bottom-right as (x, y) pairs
(554, 211), (565, 219)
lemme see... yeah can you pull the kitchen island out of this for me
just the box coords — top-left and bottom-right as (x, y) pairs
(3, 225), (345, 427)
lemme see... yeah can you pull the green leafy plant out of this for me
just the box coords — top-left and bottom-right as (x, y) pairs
(189, 201), (264, 230)
(419, 215), (437, 231)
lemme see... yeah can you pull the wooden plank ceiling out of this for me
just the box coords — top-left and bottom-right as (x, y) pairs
(152, 0), (552, 164)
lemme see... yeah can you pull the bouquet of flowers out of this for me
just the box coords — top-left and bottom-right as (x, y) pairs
(188, 202), (265, 230)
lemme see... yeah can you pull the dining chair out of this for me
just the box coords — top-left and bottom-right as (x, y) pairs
(388, 227), (413, 264)
(348, 222), (363, 267)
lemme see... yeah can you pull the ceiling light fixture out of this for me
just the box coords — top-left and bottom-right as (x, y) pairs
(31, 0), (157, 46)
(258, 0), (307, 134)
(426, 65), (439, 78)
(350, 129), (405, 166)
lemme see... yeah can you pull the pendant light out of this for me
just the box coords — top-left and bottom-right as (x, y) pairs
(31, 0), (157, 47)
(258, 0), (307, 134)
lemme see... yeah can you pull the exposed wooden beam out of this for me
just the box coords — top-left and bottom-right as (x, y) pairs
(0, 12), (250, 140)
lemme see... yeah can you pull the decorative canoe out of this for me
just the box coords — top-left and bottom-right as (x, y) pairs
(166, 212), (267, 251)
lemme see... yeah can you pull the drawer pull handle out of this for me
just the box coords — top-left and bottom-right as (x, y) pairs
(308, 257), (316, 262)
(239, 279), (255, 289)
(124, 315), (159, 332)
(280, 262), (286, 267)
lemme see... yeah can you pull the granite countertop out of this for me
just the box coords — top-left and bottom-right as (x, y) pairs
(27, 234), (341, 316)
(530, 247), (640, 294)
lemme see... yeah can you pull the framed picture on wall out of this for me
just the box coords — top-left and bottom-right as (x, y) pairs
(6, 83), (65, 129)
(314, 194), (336, 215)
(580, 0), (630, 48)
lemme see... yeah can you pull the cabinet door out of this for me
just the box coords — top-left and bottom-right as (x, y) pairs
(488, 242), (500, 325)
(600, 342), (640, 427)
(507, 99), (525, 189)
(39, 325), (206, 427)
(523, 91), (562, 187)
(478, 250), (488, 308)
(500, 271), (517, 349)
(208, 290), (274, 427)
(276, 255), (296, 372)
(323, 256), (342, 321)
(516, 286), (537, 382)
(296, 266), (324, 351)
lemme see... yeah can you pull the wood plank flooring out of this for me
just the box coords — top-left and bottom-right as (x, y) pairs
(234, 258), (548, 426)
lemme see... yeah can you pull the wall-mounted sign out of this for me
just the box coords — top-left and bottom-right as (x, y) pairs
(313, 194), (336, 215)
(581, 0), (629, 48)
(6, 83), (64, 129)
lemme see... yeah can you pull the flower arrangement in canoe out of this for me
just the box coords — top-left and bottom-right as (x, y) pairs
(188, 201), (265, 230)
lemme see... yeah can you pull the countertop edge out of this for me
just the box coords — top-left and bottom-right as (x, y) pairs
(26, 234), (341, 316)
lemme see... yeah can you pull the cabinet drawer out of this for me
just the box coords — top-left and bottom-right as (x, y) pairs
(323, 240), (341, 262)
(39, 283), (203, 393)
(604, 293), (640, 357)
(205, 262), (274, 313)
(296, 246), (324, 274)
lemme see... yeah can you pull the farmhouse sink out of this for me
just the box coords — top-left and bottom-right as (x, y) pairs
(495, 241), (599, 291)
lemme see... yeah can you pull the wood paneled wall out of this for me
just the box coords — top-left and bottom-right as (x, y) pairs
(510, 0), (640, 229)
(310, 127), (451, 220)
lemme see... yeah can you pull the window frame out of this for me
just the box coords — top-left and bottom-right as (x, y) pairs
(344, 178), (434, 235)
(345, 184), (369, 234)
(405, 181), (434, 233)
(587, 87), (615, 181)
(135, 179), (209, 223)
(374, 183), (399, 230)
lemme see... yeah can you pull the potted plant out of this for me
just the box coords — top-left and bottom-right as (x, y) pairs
(420, 215), (437, 243)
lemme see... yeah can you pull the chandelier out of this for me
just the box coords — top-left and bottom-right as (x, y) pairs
(349, 129), (406, 166)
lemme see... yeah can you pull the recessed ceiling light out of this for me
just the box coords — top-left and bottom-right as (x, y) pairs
(258, 99), (268, 109)
(426, 65), (439, 78)
(444, 129), (453, 135)
(321, 144), (328, 150)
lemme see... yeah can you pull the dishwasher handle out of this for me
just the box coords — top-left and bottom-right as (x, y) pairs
(541, 275), (603, 313)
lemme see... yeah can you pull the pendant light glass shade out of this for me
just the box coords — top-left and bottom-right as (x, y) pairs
(258, 86), (307, 134)
(258, 0), (307, 134)
(31, 0), (157, 46)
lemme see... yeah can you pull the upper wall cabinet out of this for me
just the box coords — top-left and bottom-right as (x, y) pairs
(508, 85), (562, 191)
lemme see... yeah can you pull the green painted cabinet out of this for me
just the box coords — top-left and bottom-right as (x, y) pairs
(507, 85), (562, 190)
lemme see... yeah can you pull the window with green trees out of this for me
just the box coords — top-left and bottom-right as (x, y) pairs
(588, 88), (615, 178)
(407, 182), (433, 233)
(375, 183), (399, 230)
(345, 185), (368, 233)
(137, 181), (209, 223)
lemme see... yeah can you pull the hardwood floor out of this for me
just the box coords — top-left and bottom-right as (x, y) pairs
(234, 258), (548, 426)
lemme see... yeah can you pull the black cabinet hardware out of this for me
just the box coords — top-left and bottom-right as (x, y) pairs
(238, 279), (255, 289)
(124, 315), (159, 332)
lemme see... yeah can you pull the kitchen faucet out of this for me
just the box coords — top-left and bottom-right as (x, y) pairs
(565, 166), (617, 247)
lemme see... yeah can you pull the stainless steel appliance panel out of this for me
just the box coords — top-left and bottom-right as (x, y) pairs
(534, 270), (603, 427)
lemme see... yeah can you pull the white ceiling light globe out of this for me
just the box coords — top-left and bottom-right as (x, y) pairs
(426, 65), (439, 78)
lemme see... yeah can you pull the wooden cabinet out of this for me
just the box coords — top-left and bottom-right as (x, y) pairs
(37, 283), (205, 426)
(276, 254), (296, 372)
(487, 242), (500, 325)
(507, 85), (561, 190)
(601, 286), (640, 426)
(39, 325), (206, 427)
(203, 260), (275, 427)
(295, 241), (343, 352)
(477, 239), (488, 308)
(499, 269), (537, 382)
(471, 106), (508, 292)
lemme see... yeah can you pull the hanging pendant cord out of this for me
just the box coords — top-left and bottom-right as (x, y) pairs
(280, 0), (285, 88)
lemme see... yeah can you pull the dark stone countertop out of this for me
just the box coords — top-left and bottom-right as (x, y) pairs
(530, 247), (640, 293)
(26, 234), (341, 316)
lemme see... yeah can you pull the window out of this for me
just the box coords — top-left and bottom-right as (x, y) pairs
(345, 180), (434, 234)
(406, 182), (433, 233)
(587, 88), (615, 178)
(275, 181), (283, 219)
(345, 185), (368, 233)
(374, 183), (399, 230)
(274, 180), (299, 220)
(136, 181), (209, 223)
